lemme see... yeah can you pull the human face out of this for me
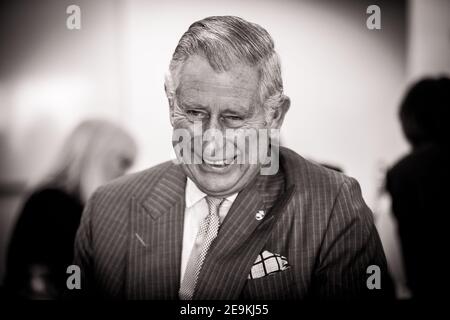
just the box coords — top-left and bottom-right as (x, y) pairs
(170, 55), (270, 197)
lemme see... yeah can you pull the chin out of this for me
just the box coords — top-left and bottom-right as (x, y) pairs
(194, 176), (241, 196)
(201, 180), (238, 195)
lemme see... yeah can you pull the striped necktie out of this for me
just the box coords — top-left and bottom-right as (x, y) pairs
(179, 196), (224, 300)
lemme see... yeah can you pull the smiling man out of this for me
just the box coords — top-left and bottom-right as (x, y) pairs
(73, 16), (392, 300)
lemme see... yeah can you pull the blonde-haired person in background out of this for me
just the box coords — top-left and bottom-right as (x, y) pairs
(5, 119), (137, 299)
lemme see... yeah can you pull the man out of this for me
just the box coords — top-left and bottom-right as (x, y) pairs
(74, 16), (391, 300)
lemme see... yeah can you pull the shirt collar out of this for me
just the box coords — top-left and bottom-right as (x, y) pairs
(185, 177), (239, 208)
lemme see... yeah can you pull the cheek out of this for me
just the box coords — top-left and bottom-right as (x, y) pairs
(241, 110), (267, 129)
(172, 107), (202, 146)
(172, 105), (192, 128)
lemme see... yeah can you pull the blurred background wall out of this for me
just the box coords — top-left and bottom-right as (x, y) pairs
(0, 0), (449, 287)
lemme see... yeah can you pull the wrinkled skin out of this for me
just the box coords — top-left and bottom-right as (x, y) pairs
(170, 54), (287, 197)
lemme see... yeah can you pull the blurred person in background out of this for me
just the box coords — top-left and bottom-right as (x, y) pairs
(4, 119), (137, 299)
(386, 77), (450, 299)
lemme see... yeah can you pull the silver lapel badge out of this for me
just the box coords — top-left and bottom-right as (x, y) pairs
(255, 210), (265, 220)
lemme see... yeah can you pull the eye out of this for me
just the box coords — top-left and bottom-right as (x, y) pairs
(186, 109), (208, 120)
(221, 114), (245, 127)
(225, 115), (243, 121)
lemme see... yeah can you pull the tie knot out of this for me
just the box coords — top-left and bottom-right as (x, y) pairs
(205, 196), (224, 215)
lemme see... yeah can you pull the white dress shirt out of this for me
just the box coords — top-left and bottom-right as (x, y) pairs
(180, 178), (238, 283)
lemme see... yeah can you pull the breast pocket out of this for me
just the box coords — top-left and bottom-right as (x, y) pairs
(240, 268), (298, 300)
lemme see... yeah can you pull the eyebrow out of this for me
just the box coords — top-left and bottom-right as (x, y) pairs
(180, 102), (209, 110)
(180, 101), (249, 113)
(221, 107), (249, 116)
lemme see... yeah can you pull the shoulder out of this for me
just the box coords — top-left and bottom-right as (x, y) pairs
(83, 160), (179, 221)
(280, 147), (351, 197)
(388, 144), (448, 179)
(279, 147), (369, 224)
(78, 161), (179, 244)
(92, 161), (173, 200)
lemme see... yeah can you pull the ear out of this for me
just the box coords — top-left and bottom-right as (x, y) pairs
(165, 83), (176, 127)
(268, 95), (290, 129)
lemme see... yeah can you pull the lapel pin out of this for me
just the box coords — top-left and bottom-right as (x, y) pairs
(255, 210), (265, 220)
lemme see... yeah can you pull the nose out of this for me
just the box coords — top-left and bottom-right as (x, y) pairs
(203, 128), (225, 160)
(202, 113), (230, 160)
(203, 113), (223, 132)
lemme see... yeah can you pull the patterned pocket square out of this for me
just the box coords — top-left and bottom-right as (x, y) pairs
(248, 250), (290, 279)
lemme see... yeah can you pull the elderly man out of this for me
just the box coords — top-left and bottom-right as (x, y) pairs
(74, 16), (391, 300)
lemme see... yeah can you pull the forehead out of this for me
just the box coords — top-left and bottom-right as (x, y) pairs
(177, 55), (260, 104)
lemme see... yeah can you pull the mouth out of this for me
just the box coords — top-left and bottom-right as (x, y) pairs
(203, 155), (237, 169)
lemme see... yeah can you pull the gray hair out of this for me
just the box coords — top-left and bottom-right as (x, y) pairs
(165, 16), (289, 114)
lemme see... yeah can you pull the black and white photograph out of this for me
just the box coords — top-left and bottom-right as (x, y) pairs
(0, 0), (449, 315)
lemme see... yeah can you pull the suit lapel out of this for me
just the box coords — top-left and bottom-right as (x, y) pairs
(126, 164), (186, 299)
(193, 172), (296, 299)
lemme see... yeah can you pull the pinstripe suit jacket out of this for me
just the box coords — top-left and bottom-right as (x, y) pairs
(73, 147), (391, 300)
